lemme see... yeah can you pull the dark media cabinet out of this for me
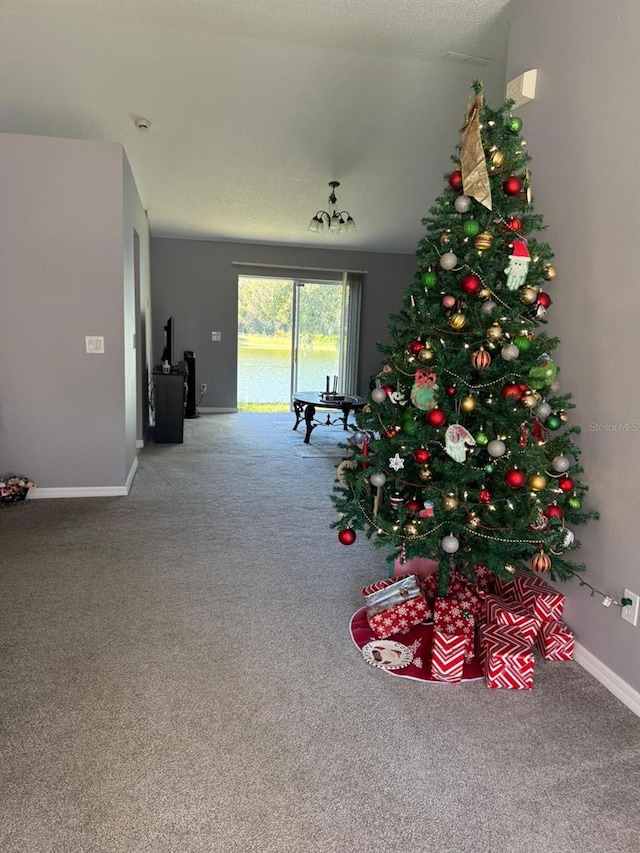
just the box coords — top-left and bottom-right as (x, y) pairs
(152, 364), (187, 443)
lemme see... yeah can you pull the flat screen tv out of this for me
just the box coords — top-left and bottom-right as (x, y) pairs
(161, 316), (174, 365)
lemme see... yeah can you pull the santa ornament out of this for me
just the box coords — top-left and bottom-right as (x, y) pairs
(505, 240), (531, 291)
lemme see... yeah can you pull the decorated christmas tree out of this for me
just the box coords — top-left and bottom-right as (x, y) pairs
(332, 82), (598, 595)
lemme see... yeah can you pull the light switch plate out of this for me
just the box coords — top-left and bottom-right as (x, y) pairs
(86, 335), (105, 353)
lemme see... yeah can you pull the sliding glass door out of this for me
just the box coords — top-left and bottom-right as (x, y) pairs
(237, 273), (362, 410)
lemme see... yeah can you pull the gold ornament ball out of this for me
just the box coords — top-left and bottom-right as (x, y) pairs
(542, 263), (558, 281)
(404, 521), (420, 537)
(559, 410), (569, 423)
(440, 230), (452, 246)
(418, 465), (432, 481)
(418, 346), (434, 363)
(521, 391), (539, 409)
(528, 473), (548, 492)
(443, 494), (459, 511)
(475, 232), (493, 251)
(478, 287), (491, 300)
(467, 512), (481, 529)
(449, 312), (467, 330)
(486, 322), (503, 342)
(460, 395), (477, 413)
(491, 150), (505, 168)
(363, 404), (372, 413)
(520, 285), (539, 305)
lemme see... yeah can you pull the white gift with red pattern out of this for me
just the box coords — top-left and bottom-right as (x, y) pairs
(514, 573), (565, 623)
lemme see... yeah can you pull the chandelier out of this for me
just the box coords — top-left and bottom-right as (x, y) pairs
(307, 181), (356, 234)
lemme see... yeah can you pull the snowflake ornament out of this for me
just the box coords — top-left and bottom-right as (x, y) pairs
(389, 453), (405, 472)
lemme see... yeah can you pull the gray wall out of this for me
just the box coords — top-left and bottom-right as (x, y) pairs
(507, 0), (640, 691)
(0, 133), (150, 490)
(150, 238), (416, 407)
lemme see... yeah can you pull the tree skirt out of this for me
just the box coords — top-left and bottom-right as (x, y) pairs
(350, 607), (483, 683)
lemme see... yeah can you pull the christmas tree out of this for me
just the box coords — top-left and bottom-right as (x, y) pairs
(332, 82), (598, 594)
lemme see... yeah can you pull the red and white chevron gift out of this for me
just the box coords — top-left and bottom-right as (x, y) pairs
(433, 597), (476, 662)
(430, 629), (466, 684)
(515, 574), (565, 623)
(485, 594), (541, 646)
(480, 624), (534, 689)
(535, 620), (575, 660)
(493, 575), (517, 602)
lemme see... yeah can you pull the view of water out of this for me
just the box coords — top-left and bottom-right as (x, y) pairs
(238, 346), (339, 404)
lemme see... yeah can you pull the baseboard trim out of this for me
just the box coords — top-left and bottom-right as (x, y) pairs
(28, 457), (139, 500)
(574, 641), (640, 717)
(198, 407), (238, 414)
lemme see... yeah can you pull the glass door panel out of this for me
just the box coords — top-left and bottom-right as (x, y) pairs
(291, 280), (342, 397)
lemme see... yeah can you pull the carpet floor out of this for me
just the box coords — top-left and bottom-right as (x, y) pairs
(1, 412), (639, 853)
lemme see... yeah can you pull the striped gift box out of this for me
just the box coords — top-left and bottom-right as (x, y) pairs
(515, 574), (565, 623)
(480, 624), (535, 690)
(535, 620), (575, 660)
(430, 629), (466, 684)
(485, 594), (541, 646)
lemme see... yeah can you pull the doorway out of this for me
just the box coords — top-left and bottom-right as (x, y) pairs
(237, 274), (361, 411)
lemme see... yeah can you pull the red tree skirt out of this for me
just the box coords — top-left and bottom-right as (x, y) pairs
(350, 607), (483, 683)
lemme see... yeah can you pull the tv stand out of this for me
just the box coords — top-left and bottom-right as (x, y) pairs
(152, 365), (187, 443)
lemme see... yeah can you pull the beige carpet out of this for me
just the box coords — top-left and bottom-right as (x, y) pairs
(1, 412), (639, 853)
(274, 417), (352, 458)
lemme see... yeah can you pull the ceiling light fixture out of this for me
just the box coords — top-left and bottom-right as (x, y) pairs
(307, 181), (356, 234)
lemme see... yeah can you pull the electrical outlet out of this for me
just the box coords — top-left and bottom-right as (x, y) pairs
(211, 331), (221, 341)
(200, 383), (207, 395)
(621, 590), (639, 626)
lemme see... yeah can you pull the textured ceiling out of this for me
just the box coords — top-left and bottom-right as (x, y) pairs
(1, 0), (512, 253)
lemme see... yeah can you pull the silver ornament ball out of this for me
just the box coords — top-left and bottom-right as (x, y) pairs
(535, 401), (552, 420)
(480, 299), (497, 315)
(487, 439), (507, 458)
(371, 387), (387, 404)
(441, 534), (460, 554)
(500, 344), (520, 361)
(454, 195), (472, 213)
(439, 251), (458, 271)
(551, 455), (571, 473)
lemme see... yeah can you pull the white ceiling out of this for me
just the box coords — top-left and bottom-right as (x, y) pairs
(1, 0), (512, 254)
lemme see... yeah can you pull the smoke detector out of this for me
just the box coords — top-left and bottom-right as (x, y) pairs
(134, 117), (151, 131)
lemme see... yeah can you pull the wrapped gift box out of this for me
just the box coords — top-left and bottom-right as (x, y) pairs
(535, 620), (575, 661)
(480, 624), (535, 689)
(363, 575), (431, 639)
(515, 574), (565, 623)
(433, 597), (475, 662)
(485, 594), (541, 646)
(430, 629), (466, 684)
(493, 575), (517, 602)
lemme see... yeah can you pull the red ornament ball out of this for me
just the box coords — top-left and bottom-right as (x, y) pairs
(382, 427), (398, 440)
(501, 383), (522, 401)
(506, 216), (522, 231)
(503, 175), (523, 197)
(544, 504), (564, 519)
(425, 408), (447, 428)
(504, 468), (527, 489)
(413, 448), (431, 464)
(460, 273), (482, 296)
(558, 477), (575, 493)
(448, 170), (463, 192)
(408, 340), (424, 355)
(537, 292), (553, 309)
(446, 386), (457, 396)
(382, 384), (395, 396)
(404, 499), (422, 513)
(478, 488), (491, 503)
(338, 528), (356, 546)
